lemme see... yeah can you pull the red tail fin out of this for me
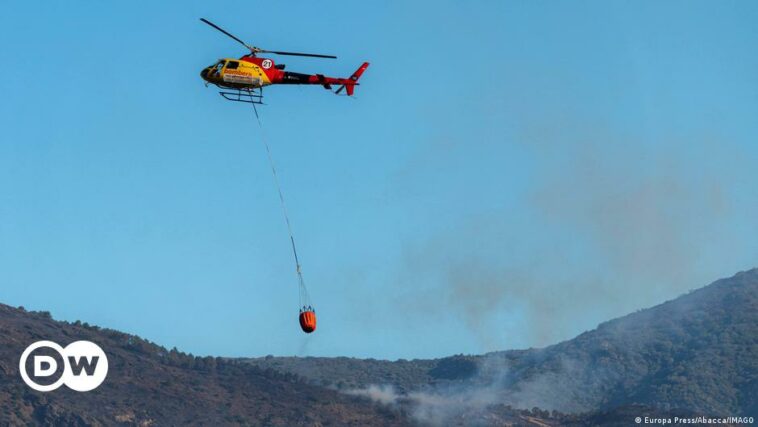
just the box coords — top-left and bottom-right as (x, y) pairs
(336, 62), (370, 96)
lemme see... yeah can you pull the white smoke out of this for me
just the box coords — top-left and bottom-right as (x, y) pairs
(344, 384), (401, 406)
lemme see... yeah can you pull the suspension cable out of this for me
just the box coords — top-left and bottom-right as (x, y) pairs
(251, 106), (311, 309)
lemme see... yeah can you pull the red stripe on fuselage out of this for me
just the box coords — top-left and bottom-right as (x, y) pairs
(239, 55), (353, 86)
(240, 55), (282, 82)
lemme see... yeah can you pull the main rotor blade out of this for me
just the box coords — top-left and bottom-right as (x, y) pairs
(201, 18), (337, 59)
(200, 18), (256, 51)
(264, 50), (337, 59)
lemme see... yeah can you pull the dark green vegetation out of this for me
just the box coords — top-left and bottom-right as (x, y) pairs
(0, 304), (409, 426)
(246, 269), (758, 420)
(0, 269), (754, 426)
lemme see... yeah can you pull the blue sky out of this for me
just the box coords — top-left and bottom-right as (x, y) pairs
(1, 1), (757, 360)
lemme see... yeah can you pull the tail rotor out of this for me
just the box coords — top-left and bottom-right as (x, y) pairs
(336, 62), (370, 96)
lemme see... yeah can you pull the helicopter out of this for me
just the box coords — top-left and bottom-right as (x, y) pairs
(199, 18), (369, 104)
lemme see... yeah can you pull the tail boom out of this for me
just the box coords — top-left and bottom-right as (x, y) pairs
(277, 62), (369, 96)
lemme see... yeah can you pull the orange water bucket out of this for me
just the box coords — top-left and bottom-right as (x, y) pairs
(299, 310), (317, 333)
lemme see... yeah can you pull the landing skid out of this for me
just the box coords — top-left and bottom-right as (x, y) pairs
(218, 88), (264, 105)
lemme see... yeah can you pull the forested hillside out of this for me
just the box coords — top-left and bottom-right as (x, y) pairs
(247, 269), (758, 417)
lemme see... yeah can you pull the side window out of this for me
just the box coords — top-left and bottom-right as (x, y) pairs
(226, 61), (239, 70)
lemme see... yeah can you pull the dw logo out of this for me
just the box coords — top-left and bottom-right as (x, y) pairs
(19, 340), (108, 392)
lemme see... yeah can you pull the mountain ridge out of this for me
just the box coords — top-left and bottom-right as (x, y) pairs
(245, 269), (758, 418)
(0, 303), (409, 426)
(0, 268), (755, 425)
